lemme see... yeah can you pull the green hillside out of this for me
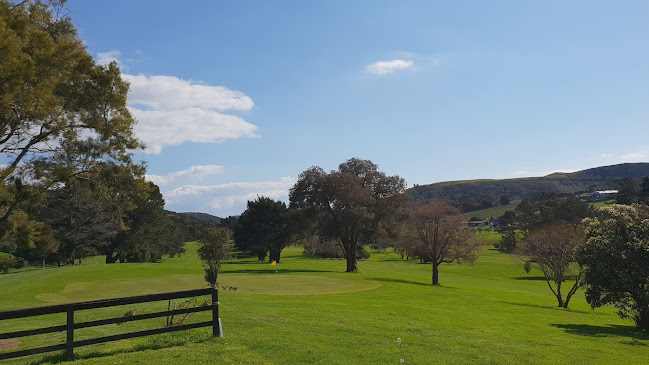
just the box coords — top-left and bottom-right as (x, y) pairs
(409, 162), (649, 204)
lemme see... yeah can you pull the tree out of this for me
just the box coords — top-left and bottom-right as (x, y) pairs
(617, 178), (638, 205)
(197, 227), (231, 288)
(495, 210), (521, 251)
(639, 177), (649, 205)
(0, 0), (141, 232)
(32, 225), (59, 268)
(405, 200), (482, 285)
(234, 196), (292, 263)
(499, 195), (510, 205)
(290, 158), (406, 272)
(517, 222), (585, 308)
(577, 204), (649, 329)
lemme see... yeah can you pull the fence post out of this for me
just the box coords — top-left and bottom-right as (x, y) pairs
(66, 304), (74, 360)
(211, 288), (221, 337)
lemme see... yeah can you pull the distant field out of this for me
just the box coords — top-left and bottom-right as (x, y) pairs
(462, 200), (520, 220)
(1, 241), (648, 364)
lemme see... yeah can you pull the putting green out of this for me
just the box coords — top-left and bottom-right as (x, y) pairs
(35, 274), (381, 303)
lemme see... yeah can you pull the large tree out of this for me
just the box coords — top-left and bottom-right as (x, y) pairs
(0, 0), (141, 230)
(405, 200), (481, 285)
(234, 196), (292, 263)
(290, 158), (406, 272)
(518, 222), (585, 308)
(577, 204), (649, 329)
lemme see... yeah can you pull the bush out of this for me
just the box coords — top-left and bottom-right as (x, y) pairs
(0, 256), (18, 274)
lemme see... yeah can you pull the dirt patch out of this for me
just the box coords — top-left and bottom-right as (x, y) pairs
(0, 338), (20, 350)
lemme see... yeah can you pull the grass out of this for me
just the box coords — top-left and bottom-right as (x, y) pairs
(1, 241), (648, 364)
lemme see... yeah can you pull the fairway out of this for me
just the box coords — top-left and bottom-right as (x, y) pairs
(35, 274), (381, 303)
(1, 243), (649, 364)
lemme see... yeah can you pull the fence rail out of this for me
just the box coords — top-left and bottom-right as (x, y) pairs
(0, 288), (220, 361)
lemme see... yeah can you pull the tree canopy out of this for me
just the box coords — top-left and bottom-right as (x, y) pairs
(234, 196), (292, 263)
(405, 200), (481, 285)
(289, 158), (406, 272)
(577, 204), (649, 329)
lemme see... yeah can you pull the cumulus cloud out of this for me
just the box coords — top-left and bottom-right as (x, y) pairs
(621, 152), (647, 161)
(123, 74), (254, 111)
(130, 107), (258, 154)
(145, 165), (225, 186)
(366, 59), (414, 75)
(163, 177), (296, 216)
(96, 50), (259, 154)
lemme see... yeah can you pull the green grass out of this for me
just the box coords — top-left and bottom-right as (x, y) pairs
(1, 242), (648, 364)
(462, 200), (520, 220)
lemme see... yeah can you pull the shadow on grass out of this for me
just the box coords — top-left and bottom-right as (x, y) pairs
(492, 300), (589, 313)
(551, 323), (649, 341)
(369, 276), (455, 288)
(222, 268), (337, 275)
(27, 334), (215, 365)
(511, 276), (548, 281)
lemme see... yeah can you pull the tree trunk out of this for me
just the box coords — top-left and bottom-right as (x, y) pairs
(432, 262), (440, 285)
(555, 281), (564, 307)
(42, 258), (45, 269)
(345, 240), (358, 272)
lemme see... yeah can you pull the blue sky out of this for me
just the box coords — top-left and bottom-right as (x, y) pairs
(67, 0), (649, 217)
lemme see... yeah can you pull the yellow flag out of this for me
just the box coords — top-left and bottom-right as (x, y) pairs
(271, 261), (277, 266)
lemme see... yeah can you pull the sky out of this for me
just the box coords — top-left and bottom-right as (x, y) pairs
(66, 0), (649, 217)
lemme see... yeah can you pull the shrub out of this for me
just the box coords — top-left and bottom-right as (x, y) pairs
(0, 257), (18, 274)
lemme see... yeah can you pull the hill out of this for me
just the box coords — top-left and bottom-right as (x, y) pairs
(409, 162), (649, 205)
(176, 211), (223, 223)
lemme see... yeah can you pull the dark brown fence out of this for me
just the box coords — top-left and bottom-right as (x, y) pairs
(0, 288), (220, 361)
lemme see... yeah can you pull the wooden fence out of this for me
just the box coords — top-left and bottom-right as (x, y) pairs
(0, 288), (220, 361)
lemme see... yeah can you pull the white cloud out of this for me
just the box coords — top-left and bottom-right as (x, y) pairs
(600, 153), (613, 158)
(123, 74), (254, 111)
(145, 165), (225, 186)
(130, 107), (258, 154)
(621, 152), (646, 161)
(95, 50), (259, 154)
(163, 177), (296, 216)
(96, 50), (122, 67)
(366, 59), (414, 75)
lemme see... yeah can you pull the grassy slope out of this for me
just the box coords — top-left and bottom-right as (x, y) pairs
(1, 243), (648, 364)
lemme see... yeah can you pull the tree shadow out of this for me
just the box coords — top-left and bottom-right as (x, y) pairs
(368, 277), (457, 288)
(511, 276), (548, 281)
(491, 300), (587, 313)
(222, 268), (337, 275)
(550, 323), (649, 341)
(27, 334), (215, 364)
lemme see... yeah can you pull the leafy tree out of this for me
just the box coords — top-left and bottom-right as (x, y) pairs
(518, 222), (585, 308)
(32, 225), (59, 268)
(495, 210), (521, 251)
(234, 196), (292, 263)
(405, 200), (482, 285)
(109, 182), (185, 263)
(499, 195), (510, 205)
(0, 0), (141, 240)
(577, 204), (649, 329)
(639, 176), (649, 205)
(617, 178), (638, 205)
(290, 158), (406, 272)
(197, 227), (231, 288)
